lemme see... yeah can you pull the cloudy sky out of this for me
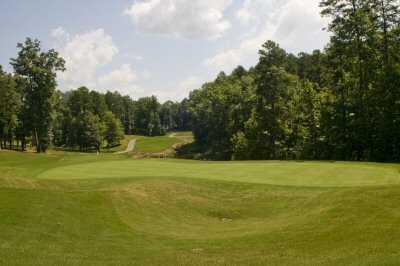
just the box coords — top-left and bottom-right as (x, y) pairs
(0, 0), (330, 102)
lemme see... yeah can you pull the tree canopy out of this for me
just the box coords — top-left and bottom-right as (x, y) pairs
(0, 40), (189, 152)
(1, 0), (399, 160)
(186, 0), (400, 161)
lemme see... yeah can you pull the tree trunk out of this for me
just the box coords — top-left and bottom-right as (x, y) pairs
(21, 137), (26, 151)
(34, 127), (40, 153)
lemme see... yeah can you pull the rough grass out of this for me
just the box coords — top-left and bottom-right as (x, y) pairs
(1, 151), (400, 265)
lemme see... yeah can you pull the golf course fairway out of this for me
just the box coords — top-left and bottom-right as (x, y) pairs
(1, 151), (400, 265)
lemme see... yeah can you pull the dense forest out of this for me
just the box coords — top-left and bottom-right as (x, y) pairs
(186, 0), (400, 162)
(1, 0), (399, 161)
(0, 40), (190, 152)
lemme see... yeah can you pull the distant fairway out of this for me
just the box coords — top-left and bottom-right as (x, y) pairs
(1, 151), (400, 265)
(105, 133), (184, 154)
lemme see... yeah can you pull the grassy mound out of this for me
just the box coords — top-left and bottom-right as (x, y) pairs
(1, 151), (400, 265)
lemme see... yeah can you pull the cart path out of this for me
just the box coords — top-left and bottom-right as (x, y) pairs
(115, 139), (136, 154)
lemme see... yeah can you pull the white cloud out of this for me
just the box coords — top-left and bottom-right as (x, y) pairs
(140, 69), (152, 80)
(52, 27), (201, 102)
(56, 28), (119, 88)
(124, 0), (233, 39)
(178, 76), (202, 94)
(206, 0), (330, 72)
(133, 55), (143, 61)
(171, 76), (203, 100)
(204, 49), (243, 72)
(51, 27), (70, 40)
(51, 27), (70, 48)
(149, 76), (203, 102)
(52, 28), (147, 97)
(98, 64), (137, 90)
(49, 1), (330, 102)
(235, 0), (284, 26)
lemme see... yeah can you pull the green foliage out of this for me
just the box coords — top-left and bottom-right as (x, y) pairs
(2, 1), (399, 160)
(187, 2), (400, 162)
(105, 91), (135, 134)
(103, 111), (124, 148)
(2, 42), (189, 153)
(134, 96), (164, 136)
(80, 111), (104, 152)
(160, 101), (179, 132)
(189, 68), (254, 159)
(10, 38), (65, 153)
(0, 72), (21, 150)
(319, 0), (400, 160)
(47, 87), (186, 152)
(67, 87), (94, 117)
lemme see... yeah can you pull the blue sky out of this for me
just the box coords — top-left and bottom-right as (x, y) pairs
(0, 0), (330, 101)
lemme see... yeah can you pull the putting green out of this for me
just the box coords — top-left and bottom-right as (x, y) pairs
(38, 159), (400, 187)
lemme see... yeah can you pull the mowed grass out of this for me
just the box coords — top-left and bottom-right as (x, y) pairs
(106, 133), (185, 153)
(1, 151), (400, 265)
(38, 159), (400, 187)
(134, 135), (180, 153)
(105, 135), (137, 153)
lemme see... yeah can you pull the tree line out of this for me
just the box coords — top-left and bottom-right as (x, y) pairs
(1, 0), (399, 161)
(186, 0), (400, 162)
(0, 39), (189, 153)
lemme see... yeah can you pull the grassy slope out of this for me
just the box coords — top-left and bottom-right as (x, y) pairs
(105, 135), (137, 153)
(1, 151), (400, 265)
(106, 133), (185, 154)
(134, 135), (180, 153)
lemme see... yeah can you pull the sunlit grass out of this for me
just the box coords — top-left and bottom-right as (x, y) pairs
(1, 151), (400, 265)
